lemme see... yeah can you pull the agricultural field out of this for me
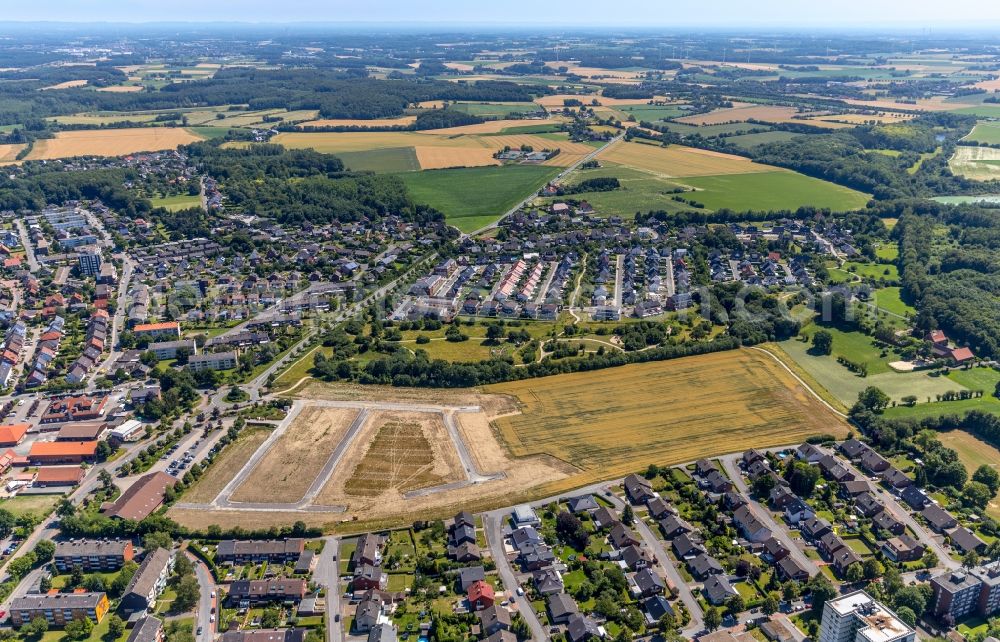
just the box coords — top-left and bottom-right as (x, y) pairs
(936, 429), (1000, 520)
(599, 141), (774, 176)
(487, 349), (849, 488)
(270, 128), (588, 170)
(548, 155), (869, 216)
(873, 287), (916, 317)
(449, 101), (540, 117)
(150, 194), (201, 212)
(948, 145), (1000, 180)
(674, 104), (848, 128)
(335, 147), (421, 173)
(660, 121), (768, 137)
(229, 406), (360, 503)
(302, 115), (416, 128)
(962, 121), (1000, 145)
(398, 165), (558, 233)
(183, 428), (272, 503)
(49, 112), (159, 126)
(617, 104), (689, 122)
(24, 127), (203, 161)
(0, 144), (24, 163)
(725, 131), (803, 149)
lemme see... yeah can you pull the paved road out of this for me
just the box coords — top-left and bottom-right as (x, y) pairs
(599, 492), (704, 635)
(93, 256), (135, 380)
(483, 511), (547, 642)
(14, 219), (38, 273)
(315, 536), (343, 642)
(834, 456), (958, 571)
(465, 134), (624, 238)
(613, 254), (624, 307)
(188, 549), (217, 642)
(719, 455), (820, 576)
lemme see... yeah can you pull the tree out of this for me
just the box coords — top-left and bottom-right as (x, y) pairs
(261, 609), (282, 628)
(762, 594), (779, 616)
(39, 576), (51, 593)
(812, 329), (833, 355)
(704, 606), (722, 632)
(56, 498), (76, 518)
(34, 539), (54, 563)
(784, 460), (821, 497)
(622, 504), (634, 526)
(726, 594), (746, 615)
(98, 469), (114, 490)
(863, 558), (885, 580)
(856, 386), (891, 413)
(846, 562), (865, 583)
(964, 481), (993, 510)
(23, 616), (48, 638)
(973, 465), (1000, 495)
(894, 606), (916, 627)
(808, 574), (837, 616)
(84, 574), (106, 592)
(963, 549), (981, 570)
(107, 615), (126, 640)
(142, 531), (174, 552)
(893, 586), (927, 617)
(70, 565), (86, 588)
(172, 554), (194, 582)
(0, 508), (16, 537)
(172, 575), (201, 613)
(921, 549), (938, 569)
(65, 616), (94, 640)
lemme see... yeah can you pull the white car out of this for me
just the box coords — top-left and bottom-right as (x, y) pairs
(516, 587), (524, 596)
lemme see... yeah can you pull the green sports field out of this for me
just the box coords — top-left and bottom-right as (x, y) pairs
(398, 165), (559, 233)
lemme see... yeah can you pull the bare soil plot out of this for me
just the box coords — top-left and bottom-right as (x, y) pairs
(949, 145), (1000, 181)
(599, 141), (777, 177)
(415, 146), (499, 169)
(25, 127), (203, 160)
(184, 428), (272, 503)
(323, 411), (465, 501)
(229, 406), (360, 504)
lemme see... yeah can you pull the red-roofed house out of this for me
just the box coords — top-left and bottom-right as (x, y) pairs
(0, 424), (29, 447)
(468, 580), (495, 611)
(948, 347), (975, 364)
(927, 330), (947, 345)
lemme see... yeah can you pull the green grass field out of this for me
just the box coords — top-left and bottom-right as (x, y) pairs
(450, 101), (541, 117)
(964, 121), (1000, 145)
(932, 194), (1000, 205)
(776, 329), (966, 406)
(337, 147), (420, 173)
(948, 366), (1000, 394)
(842, 261), (899, 282)
(618, 104), (689, 122)
(544, 164), (868, 217)
(681, 171), (870, 212)
(950, 105), (1000, 118)
(873, 287), (916, 316)
(150, 193), (202, 212)
(398, 165), (559, 233)
(725, 131), (803, 149)
(496, 123), (562, 134)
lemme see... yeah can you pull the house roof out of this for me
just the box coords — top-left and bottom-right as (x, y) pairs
(467, 580), (494, 603)
(0, 423), (29, 444)
(29, 440), (97, 458)
(102, 471), (175, 521)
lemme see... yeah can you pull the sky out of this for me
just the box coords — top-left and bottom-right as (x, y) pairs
(2, 0), (999, 28)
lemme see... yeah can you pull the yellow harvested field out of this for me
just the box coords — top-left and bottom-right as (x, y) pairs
(808, 112), (914, 125)
(230, 406), (360, 504)
(415, 146), (498, 169)
(972, 78), (1000, 92)
(937, 430), (1000, 519)
(183, 428), (272, 503)
(0, 144), (25, 163)
(40, 79), (88, 90)
(96, 85), (144, 93)
(25, 127), (203, 160)
(599, 141), (776, 177)
(423, 118), (563, 134)
(949, 145), (1000, 181)
(444, 62), (475, 72)
(487, 349), (849, 489)
(416, 100), (446, 109)
(838, 96), (959, 112)
(302, 115), (417, 128)
(273, 131), (459, 153)
(545, 63), (645, 80)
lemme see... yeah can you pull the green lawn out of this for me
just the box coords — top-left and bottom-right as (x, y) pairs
(873, 287), (915, 316)
(843, 261), (899, 282)
(617, 104), (689, 122)
(948, 366), (1000, 393)
(398, 165), (559, 233)
(884, 396), (1000, 420)
(150, 193), (201, 212)
(950, 105), (1000, 118)
(0, 494), (59, 520)
(777, 332), (967, 406)
(336, 147), (420, 173)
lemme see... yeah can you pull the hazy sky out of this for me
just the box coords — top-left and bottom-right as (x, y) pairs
(2, 0), (999, 28)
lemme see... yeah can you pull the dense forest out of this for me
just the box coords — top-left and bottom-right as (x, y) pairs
(186, 142), (450, 227)
(0, 68), (545, 124)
